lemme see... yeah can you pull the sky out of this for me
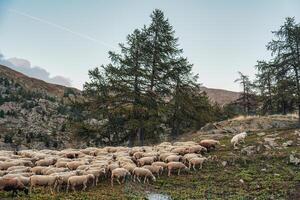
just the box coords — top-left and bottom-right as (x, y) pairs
(0, 0), (300, 91)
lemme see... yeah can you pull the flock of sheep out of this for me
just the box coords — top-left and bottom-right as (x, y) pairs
(0, 132), (247, 197)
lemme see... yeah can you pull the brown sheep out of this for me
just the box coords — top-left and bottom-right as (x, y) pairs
(199, 139), (220, 151)
(0, 177), (28, 196)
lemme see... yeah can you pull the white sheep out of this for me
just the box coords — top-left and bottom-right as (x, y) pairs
(231, 132), (247, 148)
(111, 168), (130, 186)
(142, 165), (163, 178)
(29, 175), (58, 193)
(167, 162), (189, 176)
(188, 157), (207, 170)
(67, 174), (95, 192)
(137, 157), (155, 166)
(132, 167), (156, 183)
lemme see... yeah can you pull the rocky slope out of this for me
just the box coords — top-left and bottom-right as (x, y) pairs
(0, 65), (83, 150)
(200, 86), (240, 106)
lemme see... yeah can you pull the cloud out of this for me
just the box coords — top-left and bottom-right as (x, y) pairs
(0, 54), (72, 87)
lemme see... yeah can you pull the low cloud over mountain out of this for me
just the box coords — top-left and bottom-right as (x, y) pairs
(0, 54), (72, 86)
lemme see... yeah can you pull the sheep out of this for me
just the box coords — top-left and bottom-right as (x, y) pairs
(7, 166), (29, 171)
(151, 162), (168, 170)
(133, 152), (144, 160)
(167, 162), (189, 176)
(111, 168), (130, 186)
(45, 167), (69, 175)
(159, 152), (177, 162)
(0, 177), (29, 197)
(29, 175), (59, 193)
(142, 165), (163, 178)
(64, 151), (80, 159)
(0, 161), (24, 170)
(188, 157), (207, 170)
(55, 161), (69, 168)
(165, 155), (182, 163)
(66, 174), (95, 192)
(171, 147), (189, 155)
(182, 153), (201, 164)
(54, 171), (79, 192)
(122, 163), (137, 174)
(231, 132), (247, 149)
(132, 168), (156, 183)
(30, 166), (48, 175)
(66, 161), (87, 170)
(86, 168), (106, 185)
(199, 139), (220, 151)
(188, 145), (207, 154)
(137, 157), (156, 166)
(36, 158), (57, 166)
(3, 174), (30, 186)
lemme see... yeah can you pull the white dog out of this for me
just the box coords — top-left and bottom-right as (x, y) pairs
(231, 132), (247, 149)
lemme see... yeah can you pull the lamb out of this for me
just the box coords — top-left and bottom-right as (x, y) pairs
(231, 132), (247, 148)
(66, 174), (95, 192)
(111, 168), (130, 186)
(132, 167), (156, 183)
(199, 139), (220, 151)
(167, 162), (189, 176)
(142, 165), (163, 178)
(29, 175), (59, 193)
(188, 157), (207, 170)
(137, 157), (156, 166)
(0, 177), (29, 197)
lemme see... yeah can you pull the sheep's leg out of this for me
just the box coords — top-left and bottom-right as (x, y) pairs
(200, 163), (203, 169)
(144, 176), (147, 184)
(178, 169), (181, 175)
(117, 178), (121, 185)
(157, 172), (159, 178)
(193, 164), (196, 171)
(72, 185), (76, 192)
(122, 176), (125, 183)
(168, 169), (171, 177)
(66, 184), (69, 193)
(137, 176), (141, 183)
(189, 162), (191, 170)
(111, 177), (114, 187)
(82, 183), (87, 191)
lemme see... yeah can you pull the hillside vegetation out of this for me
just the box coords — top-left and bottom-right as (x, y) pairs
(0, 115), (299, 200)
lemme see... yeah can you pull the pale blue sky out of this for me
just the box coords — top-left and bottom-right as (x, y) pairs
(0, 0), (300, 91)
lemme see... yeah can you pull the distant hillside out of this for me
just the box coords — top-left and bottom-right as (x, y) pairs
(0, 64), (80, 98)
(200, 86), (240, 106)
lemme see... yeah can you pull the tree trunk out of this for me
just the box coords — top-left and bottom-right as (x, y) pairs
(293, 66), (300, 123)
